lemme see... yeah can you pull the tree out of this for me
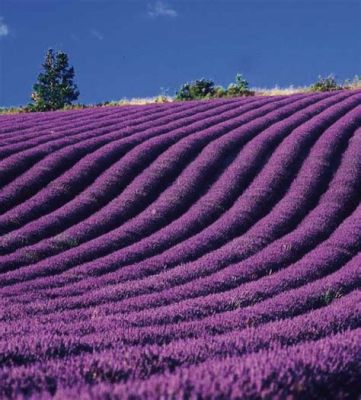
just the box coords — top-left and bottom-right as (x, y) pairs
(226, 73), (253, 97)
(29, 49), (80, 111)
(309, 74), (342, 92)
(175, 78), (216, 101)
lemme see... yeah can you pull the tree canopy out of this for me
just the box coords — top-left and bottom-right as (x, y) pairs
(29, 49), (79, 111)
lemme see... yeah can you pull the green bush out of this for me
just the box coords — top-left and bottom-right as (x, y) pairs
(175, 78), (216, 101)
(226, 74), (254, 97)
(175, 74), (255, 101)
(214, 86), (227, 98)
(309, 75), (342, 92)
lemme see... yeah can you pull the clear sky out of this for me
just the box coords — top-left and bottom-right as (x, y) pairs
(0, 0), (360, 107)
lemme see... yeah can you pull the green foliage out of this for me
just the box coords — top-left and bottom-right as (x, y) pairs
(175, 78), (216, 101)
(214, 86), (227, 98)
(226, 74), (254, 97)
(28, 49), (80, 111)
(322, 289), (343, 305)
(309, 74), (342, 92)
(175, 74), (254, 101)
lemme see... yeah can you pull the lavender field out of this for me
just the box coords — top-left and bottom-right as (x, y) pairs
(0, 90), (361, 399)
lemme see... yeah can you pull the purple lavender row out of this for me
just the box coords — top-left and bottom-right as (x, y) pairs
(73, 125), (361, 322)
(0, 95), (272, 236)
(1, 93), (359, 399)
(5, 90), (354, 304)
(0, 262), (360, 400)
(120, 204), (361, 328)
(0, 97), (250, 139)
(0, 101), (139, 133)
(0, 98), (238, 225)
(33, 92), (360, 293)
(0, 100), (193, 143)
(2, 233), (360, 343)
(0, 98), (266, 267)
(0, 94), (314, 267)
(9, 168), (360, 324)
(0, 275), (359, 365)
(0, 105), (151, 159)
(0, 92), (340, 290)
(0, 93), (329, 265)
(0, 103), (123, 137)
(1, 123), (358, 332)
(56, 253), (360, 347)
(57, 328), (360, 400)
(0, 96), (295, 279)
(0, 98), (200, 189)
(0, 96), (250, 210)
(0, 291), (359, 397)
(0, 290), (361, 366)
(0, 99), (215, 155)
(0, 104), (137, 148)
(114, 252), (360, 344)
(0, 101), (189, 190)
(0, 103), (168, 163)
(33, 96), (361, 307)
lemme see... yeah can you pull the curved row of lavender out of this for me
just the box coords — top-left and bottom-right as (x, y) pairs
(0, 90), (360, 399)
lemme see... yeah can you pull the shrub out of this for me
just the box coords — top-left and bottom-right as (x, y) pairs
(226, 73), (254, 97)
(213, 86), (227, 98)
(175, 78), (216, 101)
(309, 75), (342, 92)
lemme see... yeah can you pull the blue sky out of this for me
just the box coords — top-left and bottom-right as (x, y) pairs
(0, 0), (360, 107)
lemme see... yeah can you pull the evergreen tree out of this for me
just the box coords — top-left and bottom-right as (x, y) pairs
(29, 49), (80, 111)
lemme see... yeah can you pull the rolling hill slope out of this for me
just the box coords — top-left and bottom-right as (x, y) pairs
(0, 90), (361, 399)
